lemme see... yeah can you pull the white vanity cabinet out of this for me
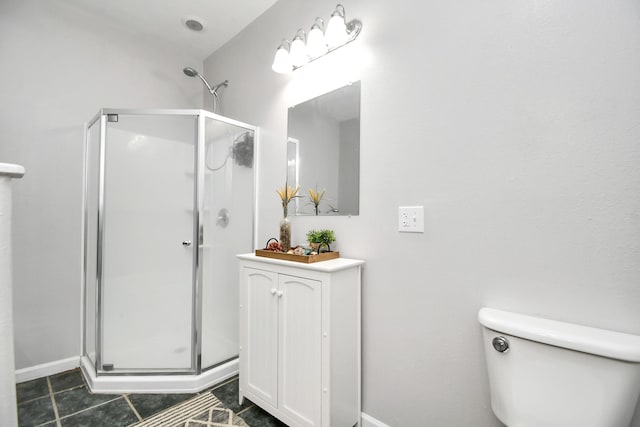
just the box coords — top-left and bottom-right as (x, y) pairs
(237, 254), (364, 427)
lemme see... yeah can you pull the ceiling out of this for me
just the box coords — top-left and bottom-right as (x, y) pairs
(61, 0), (279, 60)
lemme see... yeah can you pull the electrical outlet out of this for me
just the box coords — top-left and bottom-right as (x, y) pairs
(398, 206), (424, 233)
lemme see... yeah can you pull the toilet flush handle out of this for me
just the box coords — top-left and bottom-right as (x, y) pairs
(492, 336), (510, 353)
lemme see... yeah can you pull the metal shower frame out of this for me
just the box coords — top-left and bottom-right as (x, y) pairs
(82, 108), (259, 376)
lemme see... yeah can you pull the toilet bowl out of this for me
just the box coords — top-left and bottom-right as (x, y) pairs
(478, 308), (640, 427)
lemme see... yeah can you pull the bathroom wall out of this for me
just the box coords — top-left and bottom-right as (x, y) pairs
(0, 0), (202, 370)
(204, 0), (640, 425)
(338, 118), (360, 215)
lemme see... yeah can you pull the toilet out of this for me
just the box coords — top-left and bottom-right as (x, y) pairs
(478, 307), (640, 427)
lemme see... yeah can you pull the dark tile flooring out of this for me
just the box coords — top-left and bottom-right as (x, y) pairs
(16, 369), (286, 427)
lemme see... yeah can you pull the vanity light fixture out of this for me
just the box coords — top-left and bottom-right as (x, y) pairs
(271, 4), (362, 74)
(289, 29), (310, 67)
(325, 5), (349, 48)
(272, 40), (293, 74)
(307, 18), (328, 58)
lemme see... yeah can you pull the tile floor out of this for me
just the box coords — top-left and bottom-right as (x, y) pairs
(16, 369), (286, 426)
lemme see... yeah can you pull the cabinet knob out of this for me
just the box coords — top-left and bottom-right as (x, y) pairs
(270, 288), (277, 295)
(276, 290), (284, 298)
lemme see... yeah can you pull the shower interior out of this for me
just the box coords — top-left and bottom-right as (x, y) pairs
(82, 109), (257, 393)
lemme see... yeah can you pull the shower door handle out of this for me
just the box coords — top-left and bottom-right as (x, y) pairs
(182, 240), (192, 247)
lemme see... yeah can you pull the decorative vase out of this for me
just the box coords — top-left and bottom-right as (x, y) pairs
(280, 207), (291, 252)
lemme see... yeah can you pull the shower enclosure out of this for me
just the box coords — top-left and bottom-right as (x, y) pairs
(82, 109), (257, 393)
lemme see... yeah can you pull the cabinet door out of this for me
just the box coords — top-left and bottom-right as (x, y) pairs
(278, 274), (322, 427)
(242, 268), (278, 407)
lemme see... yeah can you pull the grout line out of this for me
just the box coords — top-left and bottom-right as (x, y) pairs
(46, 377), (62, 427)
(57, 396), (123, 421)
(52, 384), (85, 395)
(235, 404), (255, 416)
(18, 394), (54, 406)
(123, 394), (143, 421)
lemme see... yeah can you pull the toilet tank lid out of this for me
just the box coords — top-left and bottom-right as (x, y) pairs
(478, 308), (640, 362)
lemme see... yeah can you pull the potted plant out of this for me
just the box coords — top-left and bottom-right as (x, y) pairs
(306, 229), (336, 253)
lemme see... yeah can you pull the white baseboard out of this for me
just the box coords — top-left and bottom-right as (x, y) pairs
(15, 356), (81, 383)
(362, 412), (391, 427)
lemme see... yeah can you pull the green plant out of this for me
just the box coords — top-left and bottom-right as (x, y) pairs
(306, 229), (336, 252)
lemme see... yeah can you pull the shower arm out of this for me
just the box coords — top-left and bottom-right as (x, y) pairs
(196, 74), (214, 93)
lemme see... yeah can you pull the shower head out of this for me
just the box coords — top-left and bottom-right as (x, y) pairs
(183, 67), (199, 77)
(183, 66), (214, 93)
(183, 66), (229, 114)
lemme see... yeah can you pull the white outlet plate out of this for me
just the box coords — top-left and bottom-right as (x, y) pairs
(398, 206), (424, 233)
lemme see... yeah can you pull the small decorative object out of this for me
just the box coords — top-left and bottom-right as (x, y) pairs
(308, 187), (326, 216)
(265, 238), (283, 252)
(306, 229), (336, 253)
(255, 235), (339, 263)
(276, 183), (300, 252)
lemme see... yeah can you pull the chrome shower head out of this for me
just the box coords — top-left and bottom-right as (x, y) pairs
(183, 67), (229, 114)
(183, 66), (214, 92)
(183, 67), (199, 77)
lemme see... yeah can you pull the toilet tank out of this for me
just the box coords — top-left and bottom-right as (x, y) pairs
(478, 308), (640, 427)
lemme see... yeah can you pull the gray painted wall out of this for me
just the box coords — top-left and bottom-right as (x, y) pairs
(204, 0), (640, 425)
(338, 118), (360, 216)
(0, 0), (202, 369)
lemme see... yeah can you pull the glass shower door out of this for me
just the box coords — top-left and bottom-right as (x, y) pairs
(200, 117), (255, 369)
(100, 114), (197, 372)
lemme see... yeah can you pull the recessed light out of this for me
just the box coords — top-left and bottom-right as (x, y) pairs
(184, 17), (205, 32)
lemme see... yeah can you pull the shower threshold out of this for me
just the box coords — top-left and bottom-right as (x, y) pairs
(80, 356), (238, 394)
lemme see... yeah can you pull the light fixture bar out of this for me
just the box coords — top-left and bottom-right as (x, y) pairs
(271, 4), (362, 74)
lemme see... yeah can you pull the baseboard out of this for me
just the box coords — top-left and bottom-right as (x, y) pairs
(361, 412), (391, 427)
(15, 356), (81, 383)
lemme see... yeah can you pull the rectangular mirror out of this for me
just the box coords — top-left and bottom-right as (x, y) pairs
(287, 81), (360, 216)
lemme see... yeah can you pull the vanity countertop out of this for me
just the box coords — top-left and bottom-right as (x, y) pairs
(237, 253), (364, 272)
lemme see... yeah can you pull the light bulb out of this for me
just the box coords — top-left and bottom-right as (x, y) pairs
(272, 44), (292, 74)
(325, 12), (348, 49)
(307, 25), (328, 59)
(289, 36), (309, 67)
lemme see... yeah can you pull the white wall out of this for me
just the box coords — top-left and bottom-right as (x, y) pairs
(0, 0), (202, 369)
(204, 0), (640, 425)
